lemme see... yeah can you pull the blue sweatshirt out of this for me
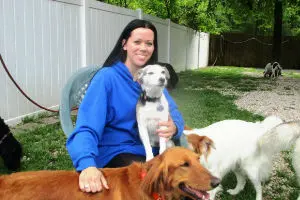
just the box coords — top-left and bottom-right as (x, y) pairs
(66, 61), (184, 171)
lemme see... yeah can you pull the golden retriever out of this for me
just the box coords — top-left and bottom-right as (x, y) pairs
(0, 147), (220, 200)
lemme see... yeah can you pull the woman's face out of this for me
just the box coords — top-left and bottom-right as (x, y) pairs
(123, 28), (155, 70)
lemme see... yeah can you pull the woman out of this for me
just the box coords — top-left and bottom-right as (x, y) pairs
(66, 19), (184, 193)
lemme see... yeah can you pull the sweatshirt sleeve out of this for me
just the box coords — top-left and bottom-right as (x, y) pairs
(66, 69), (110, 171)
(163, 89), (184, 140)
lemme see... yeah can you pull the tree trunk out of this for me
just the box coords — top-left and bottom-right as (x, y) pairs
(272, 0), (282, 62)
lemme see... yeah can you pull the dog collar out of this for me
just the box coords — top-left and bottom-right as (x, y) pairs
(140, 170), (165, 200)
(140, 90), (161, 105)
(0, 131), (11, 145)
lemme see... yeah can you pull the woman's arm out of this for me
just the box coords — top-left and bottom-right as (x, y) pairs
(66, 69), (110, 171)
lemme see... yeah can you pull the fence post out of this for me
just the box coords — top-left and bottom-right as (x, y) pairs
(167, 19), (171, 64)
(199, 32), (210, 68)
(197, 31), (200, 69)
(185, 28), (189, 71)
(80, 0), (88, 67)
(136, 8), (143, 19)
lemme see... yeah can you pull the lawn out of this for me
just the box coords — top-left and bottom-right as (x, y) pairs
(1, 66), (299, 200)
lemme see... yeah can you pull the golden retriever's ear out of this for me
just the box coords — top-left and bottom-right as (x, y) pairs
(141, 155), (169, 196)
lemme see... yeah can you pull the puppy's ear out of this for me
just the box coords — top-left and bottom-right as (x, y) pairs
(163, 67), (170, 80)
(141, 155), (169, 197)
(134, 68), (144, 82)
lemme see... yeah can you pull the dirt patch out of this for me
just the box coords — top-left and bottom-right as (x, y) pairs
(234, 75), (300, 199)
(235, 76), (300, 121)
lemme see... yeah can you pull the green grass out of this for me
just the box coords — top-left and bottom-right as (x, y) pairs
(1, 66), (299, 199)
(172, 66), (266, 128)
(21, 111), (58, 124)
(0, 122), (73, 174)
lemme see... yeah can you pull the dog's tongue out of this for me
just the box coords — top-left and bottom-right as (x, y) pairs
(184, 184), (210, 200)
(193, 189), (210, 200)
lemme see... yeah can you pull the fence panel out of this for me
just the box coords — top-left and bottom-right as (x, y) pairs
(185, 29), (199, 70)
(170, 22), (188, 72)
(0, 0), (82, 122)
(143, 14), (169, 64)
(209, 33), (300, 69)
(86, 1), (138, 66)
(198, 32), (210, 68)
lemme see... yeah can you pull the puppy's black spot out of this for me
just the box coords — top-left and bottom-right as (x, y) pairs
(157, 62), (178, 90)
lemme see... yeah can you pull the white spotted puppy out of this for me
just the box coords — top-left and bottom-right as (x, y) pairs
(135, 64), (171, 161)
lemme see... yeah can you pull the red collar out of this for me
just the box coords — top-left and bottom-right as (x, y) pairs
(140, 170), (165, 200)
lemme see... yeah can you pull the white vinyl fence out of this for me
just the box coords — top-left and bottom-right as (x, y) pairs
(0, 0), (210, 124)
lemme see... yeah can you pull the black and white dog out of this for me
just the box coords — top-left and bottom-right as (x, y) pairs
(0, 117), (22, 171)
(135, 64), (171, 161)
(263, 62), (282, 78)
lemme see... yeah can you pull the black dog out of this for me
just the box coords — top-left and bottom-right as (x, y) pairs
(0, 117), (22, 171)
(157, 62), (179, 90)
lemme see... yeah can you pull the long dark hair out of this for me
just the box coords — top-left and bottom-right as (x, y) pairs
(103, 19), (158, 67)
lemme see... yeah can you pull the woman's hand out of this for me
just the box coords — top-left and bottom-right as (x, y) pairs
(156, 114), (177, 141)
(79, 167), (109, 193)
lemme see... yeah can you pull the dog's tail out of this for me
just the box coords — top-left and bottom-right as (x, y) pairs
(258, 120), (300, 156)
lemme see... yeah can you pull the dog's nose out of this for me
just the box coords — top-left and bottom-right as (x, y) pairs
(210, 176), (220, 188)
(159, 78), (165, 84)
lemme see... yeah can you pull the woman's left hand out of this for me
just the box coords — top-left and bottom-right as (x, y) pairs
(156, 114), (177, 141)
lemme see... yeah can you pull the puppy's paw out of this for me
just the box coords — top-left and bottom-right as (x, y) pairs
(158, 126), (168, 131)
(146, 155), (154, 161)
(159, 147), (167, 155)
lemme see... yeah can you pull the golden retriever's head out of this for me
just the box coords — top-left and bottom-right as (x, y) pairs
(141, 147), (219, 200)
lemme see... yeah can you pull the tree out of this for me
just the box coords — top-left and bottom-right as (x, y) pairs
(272, 0), (283, 62)
(97, 0), (300, 36)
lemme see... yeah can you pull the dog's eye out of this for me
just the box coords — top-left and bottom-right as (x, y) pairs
(181, 162), (189, 167)
(161, 71), (165, 74)
(148, 72), (154, 75)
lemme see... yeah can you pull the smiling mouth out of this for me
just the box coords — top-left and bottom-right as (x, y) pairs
(179, 183), (210, 200)
(137, 54), (147, 59)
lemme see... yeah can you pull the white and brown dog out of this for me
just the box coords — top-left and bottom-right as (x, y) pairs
(135, 64), (171, 161)
(184, 116), (300, 200)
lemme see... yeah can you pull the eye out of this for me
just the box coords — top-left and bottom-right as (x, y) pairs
(148, 72), (154, 75)
(181, 162), (190, 167)
(134, 40), (141, 44)
(146, 42), (153, 47)
(161, 71), (165, 74)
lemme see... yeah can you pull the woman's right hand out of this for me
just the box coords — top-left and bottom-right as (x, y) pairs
(79, 166), (109, 193)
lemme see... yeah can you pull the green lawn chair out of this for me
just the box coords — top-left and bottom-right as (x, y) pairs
(59, 65), (189, 148)
(59, 66), (100, 137)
